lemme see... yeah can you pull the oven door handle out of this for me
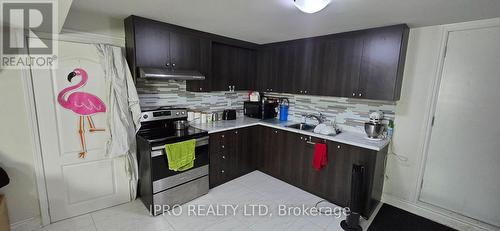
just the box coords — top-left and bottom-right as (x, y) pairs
(150, 136), (209, 156)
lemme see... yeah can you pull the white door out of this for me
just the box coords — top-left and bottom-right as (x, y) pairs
(31, 40), (130, 222)
(420, 26), (500, 226)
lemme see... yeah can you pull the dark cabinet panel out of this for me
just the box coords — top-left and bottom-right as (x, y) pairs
(310, 33), (364, 97)
(133, 18), (170, 68)
(169, 31), (201, 71)
(256, 47), (279, 92)
(274, 42), (313, 94)
(212, 43), (257, 91)
(186, 39), (211, 92)
(209, 127), (258, 188)
(359, 25), (409, 100)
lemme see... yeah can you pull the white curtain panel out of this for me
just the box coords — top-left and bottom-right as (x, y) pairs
(96, 44), (141, 199)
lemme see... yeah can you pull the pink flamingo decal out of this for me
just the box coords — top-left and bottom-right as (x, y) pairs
(57, 68), (106, 158)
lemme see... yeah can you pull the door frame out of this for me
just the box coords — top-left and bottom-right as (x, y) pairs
(413, 18), (500, 230)
(22, 30), (124, 226)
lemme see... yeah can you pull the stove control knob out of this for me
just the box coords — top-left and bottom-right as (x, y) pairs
(176, 112), (180, 115)
(143, 114), (148, 119)
(181, 111), (185, 115)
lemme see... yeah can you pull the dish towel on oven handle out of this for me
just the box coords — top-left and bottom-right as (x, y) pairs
(164, 139), (196, 171)
(312, 143), (328, 171)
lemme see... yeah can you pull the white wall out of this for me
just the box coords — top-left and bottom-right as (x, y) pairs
(62, 9), (124, 38)
(383, 25), (443, 201)
(383, 21), (500, 231)
(0, 68), (41, 224)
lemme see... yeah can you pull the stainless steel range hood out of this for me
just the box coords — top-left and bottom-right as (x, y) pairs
(139, 67), (205, 80)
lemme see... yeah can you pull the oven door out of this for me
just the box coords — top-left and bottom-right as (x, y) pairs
(149, 136), (209, 193)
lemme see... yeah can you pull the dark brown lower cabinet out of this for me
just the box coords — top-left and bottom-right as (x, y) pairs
(209, 127), (257, 188)
(210, 125), (387, 218)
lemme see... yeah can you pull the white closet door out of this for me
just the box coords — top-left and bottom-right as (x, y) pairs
(420, 26), (500, 227)
(31, 40), (130, 222)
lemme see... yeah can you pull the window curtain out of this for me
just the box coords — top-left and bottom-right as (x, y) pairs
(95, 44), (141, 199)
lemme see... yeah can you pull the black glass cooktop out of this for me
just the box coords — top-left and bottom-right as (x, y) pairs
(137, 126), (207, 146)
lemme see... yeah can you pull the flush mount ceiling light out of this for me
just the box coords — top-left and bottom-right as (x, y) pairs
(293, 0), (331, 13)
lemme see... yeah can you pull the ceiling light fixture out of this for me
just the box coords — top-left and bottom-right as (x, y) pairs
(293, 0), (331, 14)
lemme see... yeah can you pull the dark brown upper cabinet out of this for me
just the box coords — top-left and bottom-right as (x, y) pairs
(255, 46), (279, 92)
(358, 24), (409, 101)
(310, 32), (364, 97)
(125, 15), (258, 92)
(256, 24), (409, 101)
(125, 16), (205, 76)
(211, 42), (256, 91)
(131, 18), (171, 69)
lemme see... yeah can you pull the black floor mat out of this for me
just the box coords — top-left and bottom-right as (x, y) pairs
(368, 204), (457, 231)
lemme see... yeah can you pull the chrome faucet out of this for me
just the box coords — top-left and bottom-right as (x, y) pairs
(303, 113), (327, 124)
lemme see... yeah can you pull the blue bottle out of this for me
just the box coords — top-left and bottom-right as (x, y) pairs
(279, 99), (289, 121)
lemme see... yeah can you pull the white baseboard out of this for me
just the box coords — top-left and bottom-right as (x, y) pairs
(382, 194), (500, 231)
(10, 217), (42, 231)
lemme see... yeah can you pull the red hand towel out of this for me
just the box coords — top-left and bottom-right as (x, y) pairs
(312, 143), (327, 171)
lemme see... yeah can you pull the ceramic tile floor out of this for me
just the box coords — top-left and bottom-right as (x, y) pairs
(34, 171), (376, 231)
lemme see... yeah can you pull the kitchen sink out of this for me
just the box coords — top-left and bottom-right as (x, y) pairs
(285, 123), (315, 131)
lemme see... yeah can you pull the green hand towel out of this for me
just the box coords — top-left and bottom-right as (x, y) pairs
(165, 139), (196, 171)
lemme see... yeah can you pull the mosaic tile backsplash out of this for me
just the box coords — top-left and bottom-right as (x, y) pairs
(136, 79), (396, 131)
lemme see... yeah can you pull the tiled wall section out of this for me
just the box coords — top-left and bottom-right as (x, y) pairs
(136, 80), (396, 131)
(266, 92), (395, 131)
(136, 79), (248, 111)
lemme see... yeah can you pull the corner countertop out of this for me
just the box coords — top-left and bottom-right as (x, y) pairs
(190, 117), (390, 151)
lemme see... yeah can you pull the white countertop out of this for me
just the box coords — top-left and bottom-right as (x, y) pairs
(191, 116), (390, 151)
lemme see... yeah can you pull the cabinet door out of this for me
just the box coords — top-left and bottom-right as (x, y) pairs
(310, 34), (363, 97)
(258, 127), (285, 178)
(323, 141), (351, 206)
(236, 127), (255, 176)
(169, 31), (201, 71)
(359, 25), (408, 100)
(186, 39), (211, 92)
(134, 19), (170, 68)
(256, 47), (279, 92)
(274, 42), (313, 94)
